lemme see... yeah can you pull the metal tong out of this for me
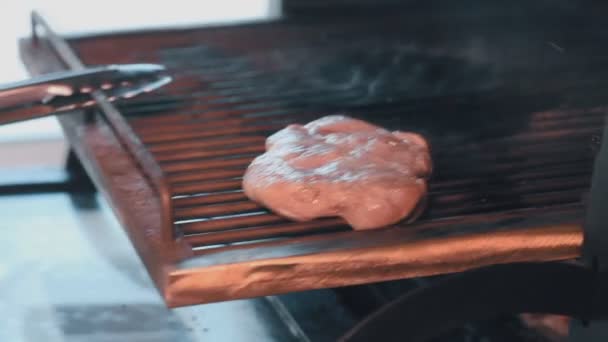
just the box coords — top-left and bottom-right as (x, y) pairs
(0, 64), (171, 125)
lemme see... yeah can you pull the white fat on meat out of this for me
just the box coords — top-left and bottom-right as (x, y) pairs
(242, 115), (432, 230)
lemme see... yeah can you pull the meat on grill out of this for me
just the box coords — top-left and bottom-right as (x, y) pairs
(520, 314), (570, 340)
(242, 115), (432, 230)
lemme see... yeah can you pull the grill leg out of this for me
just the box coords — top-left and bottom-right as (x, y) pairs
(65, 150), (96, 193)
(65, 150), (98, 209)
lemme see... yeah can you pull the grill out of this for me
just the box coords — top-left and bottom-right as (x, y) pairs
(18, 8), (608, 312)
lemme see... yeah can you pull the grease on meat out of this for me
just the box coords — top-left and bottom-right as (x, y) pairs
(242, 115), (432, 230)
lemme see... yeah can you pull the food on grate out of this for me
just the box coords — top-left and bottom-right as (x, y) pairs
(242, 115), (432, 230)
(520, 314), (570, 340)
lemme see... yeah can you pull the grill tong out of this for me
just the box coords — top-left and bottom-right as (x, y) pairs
(0, 63), (171, 125)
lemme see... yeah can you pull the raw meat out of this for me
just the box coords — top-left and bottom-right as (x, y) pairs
(520, 314), (570, 340)
(242, 115), (432, 230)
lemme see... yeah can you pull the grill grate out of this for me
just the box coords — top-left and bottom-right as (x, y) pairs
(66, 18), (605, 254)
(20, 12), (608, 305)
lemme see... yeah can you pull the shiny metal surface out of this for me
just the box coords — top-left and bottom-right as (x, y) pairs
(20, 10), (603, 307)
(0, 193), (301, 342)
(0, 64), (171, 126)
(29, 10), (175, 246)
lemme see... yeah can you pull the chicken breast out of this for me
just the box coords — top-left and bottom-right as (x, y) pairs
(242, 115), (432, 230)
(520, 314), (570, 340)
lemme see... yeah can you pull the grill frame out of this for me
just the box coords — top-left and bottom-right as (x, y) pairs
(19, 11), (599, 307)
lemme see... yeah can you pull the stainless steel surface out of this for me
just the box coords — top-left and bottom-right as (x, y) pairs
(0, 64), (171, 126)
(0, 193), (301, 342)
